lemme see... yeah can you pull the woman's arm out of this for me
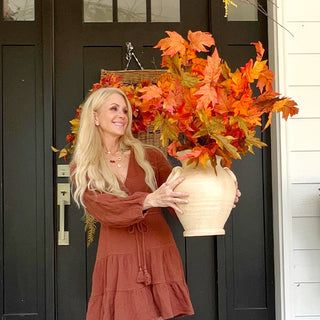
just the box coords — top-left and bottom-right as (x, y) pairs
(83, 189), (149, 227)
(144, 148), (188, 215)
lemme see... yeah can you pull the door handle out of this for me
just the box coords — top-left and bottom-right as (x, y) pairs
(57, 183), (70, 246)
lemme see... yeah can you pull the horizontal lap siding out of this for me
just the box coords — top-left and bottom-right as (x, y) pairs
(283, 1), (320, 319)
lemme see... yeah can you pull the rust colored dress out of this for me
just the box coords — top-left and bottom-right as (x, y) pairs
(83, 147), (194, 320)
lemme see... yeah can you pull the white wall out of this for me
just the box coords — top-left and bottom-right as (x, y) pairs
(270, 0), (320, 319)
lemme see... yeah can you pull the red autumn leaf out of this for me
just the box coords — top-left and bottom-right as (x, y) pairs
(167, 140), (182, 158)
(154, 31), (187, 57)
(76, 108), (82, 119)
(251, 41), (265, 62)
(187, 30), (215, 52)
(66, 133), (75, 142)
(100, 74), (122, 87)
(92, 83), (102, 91)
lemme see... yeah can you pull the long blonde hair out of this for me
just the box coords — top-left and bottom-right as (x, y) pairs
(71, 87), (157, 207)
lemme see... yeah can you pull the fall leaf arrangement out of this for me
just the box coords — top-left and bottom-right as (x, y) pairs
(55, 30), (298, 169)
(136, 30), (298, 167)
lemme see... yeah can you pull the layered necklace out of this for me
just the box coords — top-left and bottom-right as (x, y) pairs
(105, 148), (125, 168)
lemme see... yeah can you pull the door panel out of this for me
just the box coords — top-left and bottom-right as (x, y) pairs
(1, 45), (45, 319)
(212, 1), (275, 319)
(54, 1), (274, 320)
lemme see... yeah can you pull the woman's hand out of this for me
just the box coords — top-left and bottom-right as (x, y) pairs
(143, 177), (189, 214)
(233, 181), (241, 208)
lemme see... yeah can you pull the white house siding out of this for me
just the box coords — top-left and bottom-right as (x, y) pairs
(271, 0), (320, 319)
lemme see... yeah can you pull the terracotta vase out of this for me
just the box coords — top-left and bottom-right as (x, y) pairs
(166, 151), (237, 237)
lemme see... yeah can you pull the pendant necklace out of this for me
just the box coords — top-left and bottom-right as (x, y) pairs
(106, 149), (124, 168)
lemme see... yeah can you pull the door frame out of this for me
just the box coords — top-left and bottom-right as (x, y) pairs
(268, 2), (294, 319)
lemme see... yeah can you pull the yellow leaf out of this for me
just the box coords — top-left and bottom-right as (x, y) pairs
(245, 131), (267, 153)
(152, 113), (165, 131)
(221, 61), (231, 80)
(58, 148), (68, 159)
(194, 112), (226, 138)
(252, 60), (267, 80)
(180, 71), (200, 88)
(213, 134), (241, 159)
(51, 146), (59, 152)
(198, 153), (210, 167)
(152, 114), (178, 146)
(165, 54), (182, 78)
(71, 127), (79, 134)
(229, 116), (250, 136)
(70, 118), (80, 127)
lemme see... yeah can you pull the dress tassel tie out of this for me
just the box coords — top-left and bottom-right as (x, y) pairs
(128, 222), (151, 286)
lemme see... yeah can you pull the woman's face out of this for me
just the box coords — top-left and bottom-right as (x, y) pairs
(94, 93), (129, 139)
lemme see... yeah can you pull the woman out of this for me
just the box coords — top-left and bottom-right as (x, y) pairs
(71, 87), (195, 320)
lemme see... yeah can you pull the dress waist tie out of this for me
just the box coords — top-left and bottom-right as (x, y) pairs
(128, 222), (151, 286)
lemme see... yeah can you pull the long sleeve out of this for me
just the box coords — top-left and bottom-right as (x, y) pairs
(83, 189), (149, 227)
(148, 147), (172, 187)
(148, 148), (178, 219)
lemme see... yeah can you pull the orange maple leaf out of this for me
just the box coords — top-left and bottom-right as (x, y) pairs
(154, 31), (187, 57)
(232, 93), (253, 116)
(194, 49), (222, 109)
(257, 66), (274, 93)
(251, 41), (265, 62)
(203, 49), (222, 85)
(214, 88), (234, 115)
(228, 69), (247, 98)
(192, 57), (207, 75)
(195, 84), (218, 110)
(163, 91), (178, 114)
(262, 98), (299, 130)
(187, 30), (215, 52)
(272, 98), (299, 120)
(157, 73), (174, 93)
(241, 59), (267, 83)
(139, 85), (163, 101)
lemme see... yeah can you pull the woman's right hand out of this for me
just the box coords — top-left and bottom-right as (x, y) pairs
(143, 177), (189, 214)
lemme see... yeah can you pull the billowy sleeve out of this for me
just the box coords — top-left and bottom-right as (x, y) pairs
(83, 189), (149, 227)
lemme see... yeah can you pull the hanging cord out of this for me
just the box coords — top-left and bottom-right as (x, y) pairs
(125, 42), (144, 70)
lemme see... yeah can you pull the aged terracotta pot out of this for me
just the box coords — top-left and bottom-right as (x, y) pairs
(166, 151), (237, 237)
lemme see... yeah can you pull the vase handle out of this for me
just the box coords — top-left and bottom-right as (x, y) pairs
(223, 167), (237, 183)
(166, 166), (183, 185)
